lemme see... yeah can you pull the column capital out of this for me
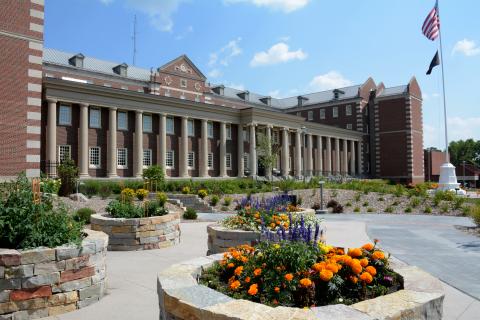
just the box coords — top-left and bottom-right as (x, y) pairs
(266, 124), (273, 129)
(135, 110), (143, 114)
(47, 98), (57, 104)
(109, 106), (118, 111)
(78, 102), (89, 107)
(282, 127), (289, 132)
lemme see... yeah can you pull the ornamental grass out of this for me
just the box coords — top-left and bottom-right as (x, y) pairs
(200, 239), (402, 308)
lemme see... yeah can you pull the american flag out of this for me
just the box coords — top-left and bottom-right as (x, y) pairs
(422, 1), (440, 41)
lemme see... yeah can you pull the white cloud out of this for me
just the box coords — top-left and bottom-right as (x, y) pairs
(207, 38), (242, 79)
(308, 71), (352, 91)
(452, 39), (480, 56)
(423, 124), (440, 148)
(424, 117), (480, 148)
(250, 42), (307, 67)
(225, 82), (245, 91)
(208, 69), (223, 78)
(175, 25), (193, 40)
(224, 0), (310, 13)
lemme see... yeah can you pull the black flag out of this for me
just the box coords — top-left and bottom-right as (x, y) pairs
(426, 51), (440, 75)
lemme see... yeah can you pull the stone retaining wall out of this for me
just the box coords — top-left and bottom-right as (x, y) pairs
(157, 255), (444, 320)
(0, 229), (108, 319)
(91, 212), (181, 251)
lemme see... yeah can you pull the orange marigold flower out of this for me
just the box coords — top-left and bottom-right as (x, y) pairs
(319, 269), (333, 281)
(365, 266), (377, 276)
(350, 260), (362, 274)
(270, 223), (276, 229)
(360, 258), (369, 267)
(372, 251), (385, 260)
(272, 299), (279, 305)
(360, 272), (373, 284)
(342, 255), (353, 265)
(248, 284), (258, 295)
(349, 275), (358, 284)
(348, 248), (363, 257)
(234, 266), (243, 276)
(326, 263), (339, 274)
(299, 278), (313, 287)
(227, 263), (235, 268)
(362, 243), (374, 251)
(285, 273), (294, 281)
(274, 286), (280, 293)
(254, 268), (262, 276)
(230, 280), (241, 290)
(245, 276), (251, 283)
(312, 262), (325, 272)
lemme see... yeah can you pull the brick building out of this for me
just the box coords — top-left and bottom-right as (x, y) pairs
(0, 1), (424, 183)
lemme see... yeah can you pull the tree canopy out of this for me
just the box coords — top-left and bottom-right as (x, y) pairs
(448, 139), (480, 167)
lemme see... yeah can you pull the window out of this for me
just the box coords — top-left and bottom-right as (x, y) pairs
(89, 147), (101, 168)
(346, 105), (352, 116)
(166, 117), (174, 134)
(243, 153), (249, 169)
(117, 148), (127, 168)
(143, 149), (152, 167)
(118, 111), (128, 130)
(164, 89), (170, 97)
(180, 92), (186, 100)
(188, 152), (195, 168)
(89, 108), (101, 128)
(272, 131), (279, 144)
(207, 121), (214, 138)
(226, 124), (232, 140)
(346, 124), (353, 130)
(307, 111), (313, 121)
(226, 153), (232, 169)
(366, 124), (369, 134)
(332, 107), (338, 118)
(208, 153), (213, 169)
(58, 105), (71, 125)
(180, 79), (187, 88)
(195, 95), (200, 102)
(320, 108), (326, 119)
(143, 114), (152, 132)
(188, 119), (194, 136)
(166, 150), (174, 168)
(243, 128), (250, 142)
(58, 145), (71, 163)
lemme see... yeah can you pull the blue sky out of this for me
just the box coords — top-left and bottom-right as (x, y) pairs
(44, 0), (480, 149)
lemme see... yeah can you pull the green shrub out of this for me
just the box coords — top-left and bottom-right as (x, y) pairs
(198, 189), (208, 199)
(367, 207), (374, 212)
(404, 207), (412, 213)
(220, 206), (229, 211)
(385, 206), (394, 213)
(377, 197), (385, 202)
(391, 200), (400, 206)
(469, 205), (480, 226)
(432, 197), (441, 207)
(362, 201), (369, 207)
(330, 189), (338, 198)
(0, 175), (83, 249)
(57, 159), (79, 196)
(156, 192), (168, 206)
(393, 185), (405, 197)
(223, 196), (232, 206)
(353, 206), (360, 213)
(183, 208), (197, 220)
(74, 208), (95, 224)
(452, 196), (466, 210)
(142, 165), (165, 190)
(440, 203), (450, 213)
(98, 185), (112, 199)
(434, 190), (455, 202)
(345, 201), (352, 207)
(354, 193), (361, 202)
(326, 199), (338, 208)
(423, 206), (432, 214)
(144, 200), (168, 217)
(410, 197), (421, 208)
(121, 188), (136, 203)
(40, 177), (61, 195)
(106, 200), (144, 218)
(461, 205), (472, 216)
(332, 204), (344, 213)
(136, 188), (149, 201)
(210, 195), (220, 206)
(277, 179), (296, 193)
(182, 186), (191, 194)
(83, 183), (98, 198)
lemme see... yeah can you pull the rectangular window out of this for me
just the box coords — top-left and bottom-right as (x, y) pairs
(89, 108), (101, 128)
(307, 110), (313, 121)
(188, 119), (194, 136)
(166, 117), (174, 134)
(273, 131), (279, 144)
(346, 124), (352, 130)
(226, 153), (232, 169)
(180, 79), (187, 88)
(117, 148), (127, 168)
(226, 124), (232, 140)
(143, 149), (152, 167)
(166, 150), (174, 168)
(58, 105), (71, 125)
(207, 121), (214, 138)
(143, 114), (152, 132)
(346, 104), (352, 116)
(58, 145), (71, 163)
(320, 108), (326, 119)
(243, 153), (249, 169)
(89, 147), (101, 168)
(118, 111), (128, 130)
(332, 107), (338, 118)
(208, 153), (213, 169)
(188, 151), (195, 168)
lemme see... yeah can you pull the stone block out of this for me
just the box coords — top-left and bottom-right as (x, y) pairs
(108, 245), (143, 251)
(111, 225), (136, 233)
(137, 224), (157, 232)
(137, 230), (163, 238)
(19, 249), (55, 265)
(0, 314), (11, 320)
(88, 253), (105, 269)
(108, 238), (139, 246)
(64, 256), (89, 271)
(47, 292), (78, 306)
(0, 250), (21, 267)
(0, 302), (18, 315)
(139, 236), (159, 244)
(47, 303), (76, 316)
(79, 242), (96, 256)
(55, 277), (91, 292)
(311, 304), (374, 320)
(108, 232), (136, 239)
(10, 286), (52, 302)
(21, 272), (60, 289)
(91, 269), (106, 284)
(76, 296), (99, 309)
(11, 308), (48, 320)
(60, 266), (94, 283)
(55, 246), (80, 261)
(34, 260), (65, 275)
(78, 282), (103, 300)
(4, 266), (34, 279)
(0, 279), (21, 291)
(14, 297), (46, 311)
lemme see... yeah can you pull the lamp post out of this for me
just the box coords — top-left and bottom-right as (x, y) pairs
(317, 180), (327, 214)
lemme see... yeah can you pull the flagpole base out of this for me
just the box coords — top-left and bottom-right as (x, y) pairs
(437, 162), (465, 195)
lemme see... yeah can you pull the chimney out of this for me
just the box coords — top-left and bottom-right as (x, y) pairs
(260, 96), (271, 106)
(237, 90), (250, 101)
(333, 89), (345, 100)
(68, 53), (85, 68)
(297, 96), (309, 107)
(113, 63), (128, 76)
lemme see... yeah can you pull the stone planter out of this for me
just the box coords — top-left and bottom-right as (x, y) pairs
(91, 212), (181, 251)
(157, 255), (444, 320)
(0, 229), (108, 319)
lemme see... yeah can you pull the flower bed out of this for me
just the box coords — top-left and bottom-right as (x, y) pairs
(91, 212), (181, 251)
(0, 229), (108, 319)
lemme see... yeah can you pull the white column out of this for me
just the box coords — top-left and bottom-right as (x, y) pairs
(159, 113), (166, 176)
(265, 125), (272, 178)
(306, 134), (313, 177)
(295, 129), (302, 178)
(326, 137), (332, 175)
(133, 111), (143, 178)
(281, 128), (289, 177)
(316, 135), (323, 176)
(249, 124), (257, 177)
(219, 121), (227, 177)
(357, 141), (363, 175)
(79, 103), (89, 178)
(46, 99), (57, 177)
(343, 139), (348, 175)
(200, 119), (209, 177)
(237, 125), (244, 177)
(107, 107), (118, 177)
(350, 140), (356, 175)
(335, 138), (340, 174)
(179, 116), (189, 178)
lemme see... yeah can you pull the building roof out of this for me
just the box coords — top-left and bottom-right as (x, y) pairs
(377, 85), (408, 97)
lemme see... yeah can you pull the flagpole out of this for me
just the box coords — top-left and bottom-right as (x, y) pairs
(436, 0), (449, 163)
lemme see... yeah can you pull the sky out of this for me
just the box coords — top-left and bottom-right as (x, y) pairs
(44, 0), (480, 149)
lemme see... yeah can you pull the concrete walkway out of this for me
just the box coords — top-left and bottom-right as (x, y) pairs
(47, 215), (479, 320)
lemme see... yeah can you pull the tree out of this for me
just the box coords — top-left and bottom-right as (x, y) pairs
(448, 139), (480, 167)
(256, 132), (280, 180)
